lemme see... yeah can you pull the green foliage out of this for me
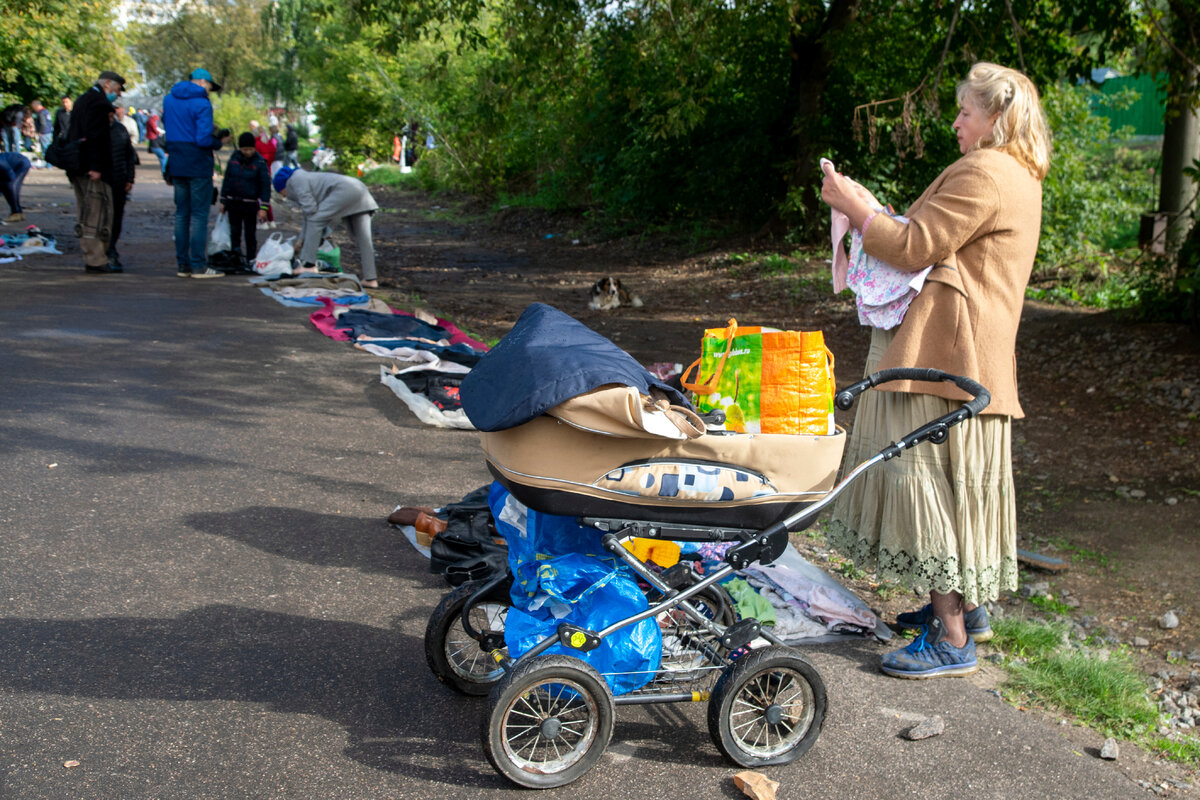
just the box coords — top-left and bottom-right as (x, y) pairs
(128, 0), (275, 96)
(1037, 83), (1158, 273)
(211, 93), (264, 141)
(0, 0), (136, 101)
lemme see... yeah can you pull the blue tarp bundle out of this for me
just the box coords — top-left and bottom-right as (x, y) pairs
(461, 302), (690, 432)
(490, 483), (662, 696)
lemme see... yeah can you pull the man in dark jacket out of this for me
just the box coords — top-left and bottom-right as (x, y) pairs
(219, 132), (270, 267)
(163, 67), (230, 278)
(66, 70), (125, 273)
(107, 104), (139, 269)
(53, 95), (72, 143)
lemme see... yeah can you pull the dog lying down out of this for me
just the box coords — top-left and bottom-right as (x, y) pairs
(587, 276), (644, 310)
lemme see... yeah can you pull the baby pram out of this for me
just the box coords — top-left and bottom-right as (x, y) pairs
(424, 305), (990, 788)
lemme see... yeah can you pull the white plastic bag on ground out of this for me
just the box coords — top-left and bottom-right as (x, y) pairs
(207, 212), (231, 256)
(253, 232), (295, 278)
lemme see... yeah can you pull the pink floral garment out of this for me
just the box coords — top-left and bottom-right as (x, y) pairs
(830, 210), (932, 330)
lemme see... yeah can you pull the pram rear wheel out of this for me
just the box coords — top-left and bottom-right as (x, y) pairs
(482, 654), (614, 788)
(424, 580), (510, 695)
(707, 646), (826, 767)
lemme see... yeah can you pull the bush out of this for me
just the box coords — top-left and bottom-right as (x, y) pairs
(1038, 82), (1159, 276)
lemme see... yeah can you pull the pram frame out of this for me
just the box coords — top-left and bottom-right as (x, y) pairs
(507, 368), (990, 669)
(437, 367), (991, 787)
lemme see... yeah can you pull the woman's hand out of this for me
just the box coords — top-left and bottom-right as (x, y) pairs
(820, 159), (878, 231)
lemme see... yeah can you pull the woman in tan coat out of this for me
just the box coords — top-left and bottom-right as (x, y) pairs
(820, 63), (1051, 678)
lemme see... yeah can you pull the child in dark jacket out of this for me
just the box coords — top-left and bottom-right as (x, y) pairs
(107, 107), (139, 269)
(219, 132), (271, 265)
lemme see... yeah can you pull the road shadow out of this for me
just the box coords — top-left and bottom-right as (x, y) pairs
(186, 506), (428, 575)
(0, 605), (513, 788)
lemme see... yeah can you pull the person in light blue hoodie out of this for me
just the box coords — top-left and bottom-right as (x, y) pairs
(163, 68), (231, 278)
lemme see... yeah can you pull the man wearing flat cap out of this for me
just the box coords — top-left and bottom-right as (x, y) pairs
(66, 70), (125, 273)
(163, 67), (231, 278)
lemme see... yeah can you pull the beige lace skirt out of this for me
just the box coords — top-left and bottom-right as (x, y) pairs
(824, 328), (1019, 606)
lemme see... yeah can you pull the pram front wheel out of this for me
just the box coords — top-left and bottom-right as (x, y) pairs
(707, 646), (826, 768)
(424, 580), (510, 695)
(482, 654), (615, 789)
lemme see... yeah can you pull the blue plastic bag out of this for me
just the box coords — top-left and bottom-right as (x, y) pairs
(490, 484), (662, 696)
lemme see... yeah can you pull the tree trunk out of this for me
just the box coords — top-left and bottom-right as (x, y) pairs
(1159, 64), (1199, 259)
(766, 0), (860, 235)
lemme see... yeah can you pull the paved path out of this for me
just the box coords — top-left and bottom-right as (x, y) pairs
(0, 164), (1173, 798)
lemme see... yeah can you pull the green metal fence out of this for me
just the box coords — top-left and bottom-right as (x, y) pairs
(1091, 73), (1167, 137)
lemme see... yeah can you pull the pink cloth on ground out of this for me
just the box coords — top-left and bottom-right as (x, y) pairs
(310, 298), (353, 340)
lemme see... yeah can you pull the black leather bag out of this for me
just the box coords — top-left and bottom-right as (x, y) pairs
(44, 138), (82, 172)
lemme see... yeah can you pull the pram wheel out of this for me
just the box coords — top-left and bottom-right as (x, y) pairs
(707, 646), (826, 767)
(482, 654), (614, 788)
(424, 580), (510, 695)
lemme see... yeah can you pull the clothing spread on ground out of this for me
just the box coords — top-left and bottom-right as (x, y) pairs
(2, 230), (61, 258)
(252, 273), (370, 307)
(246, 271), (489, 428)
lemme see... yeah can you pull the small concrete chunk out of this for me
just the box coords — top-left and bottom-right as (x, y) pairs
(1100, 737), (1119, 760)
(1132, 636), (1151, 648)
(734, 771), (779, 800)
(903, 715), (946, 740)
(1159, 611), (1180, 630)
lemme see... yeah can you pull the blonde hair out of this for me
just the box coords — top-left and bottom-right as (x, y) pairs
(957, 62), (1051, 181)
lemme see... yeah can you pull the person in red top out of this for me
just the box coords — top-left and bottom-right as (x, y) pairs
(254, 128), (276, 163)
(255, 128), (278, 228)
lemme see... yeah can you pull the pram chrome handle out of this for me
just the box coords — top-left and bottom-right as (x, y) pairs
(835, 367), (991, 418)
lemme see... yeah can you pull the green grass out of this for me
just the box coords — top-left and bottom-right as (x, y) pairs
(1028, 594), (1076, 616)
(361, 165), (423, 188)
(991, 616), (1066, 660)
(989, 617), (1199, 766)
(1150, 736), (1200, 763)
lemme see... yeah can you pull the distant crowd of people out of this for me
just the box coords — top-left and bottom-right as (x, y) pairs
(9, 68), (381, 286)
(10, 68), (379, 287)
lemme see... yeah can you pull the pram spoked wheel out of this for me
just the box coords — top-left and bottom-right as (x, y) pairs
(707, 646), (826, 767)
(424, 580), (510, 695)
(482, 654), (615, 788)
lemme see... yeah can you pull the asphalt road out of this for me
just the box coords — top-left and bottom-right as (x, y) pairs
(0, 164), (1166, 799)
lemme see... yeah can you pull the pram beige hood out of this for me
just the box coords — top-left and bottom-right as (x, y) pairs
(482, 383), (845, 528)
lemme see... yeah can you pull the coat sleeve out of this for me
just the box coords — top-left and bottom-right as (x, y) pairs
(863, 161), (1000, 271)
(257, 163), (270, 205)
(219, 157), (232, 199)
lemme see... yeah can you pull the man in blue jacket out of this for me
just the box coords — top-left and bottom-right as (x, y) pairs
(163, 68), (231, 278)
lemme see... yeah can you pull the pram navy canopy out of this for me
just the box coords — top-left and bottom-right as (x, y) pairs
(460, 302), (690, 432)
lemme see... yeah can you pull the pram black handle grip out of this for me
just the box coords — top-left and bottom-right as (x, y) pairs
(834, 367), (991, 418)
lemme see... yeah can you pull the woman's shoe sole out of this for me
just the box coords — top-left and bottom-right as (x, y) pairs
(881, 662), (980, 679)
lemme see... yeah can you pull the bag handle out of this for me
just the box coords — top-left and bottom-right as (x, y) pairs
(680, 318), (738, 395)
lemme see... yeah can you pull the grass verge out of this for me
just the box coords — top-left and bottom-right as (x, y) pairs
(990, 617), (1198, 767)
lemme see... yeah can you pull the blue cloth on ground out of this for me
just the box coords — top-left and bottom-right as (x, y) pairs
(334, 309), (459, 342)
(461, 302), (691, 432)
(491, 483), (661, 696)
(257, 287), (370, 308)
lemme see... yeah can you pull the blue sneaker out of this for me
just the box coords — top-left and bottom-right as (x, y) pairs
(895, 603), (993, 643)
(881, 617), (979, 679)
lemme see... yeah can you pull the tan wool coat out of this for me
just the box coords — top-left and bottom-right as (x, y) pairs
(861, 148), (1043, 418)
